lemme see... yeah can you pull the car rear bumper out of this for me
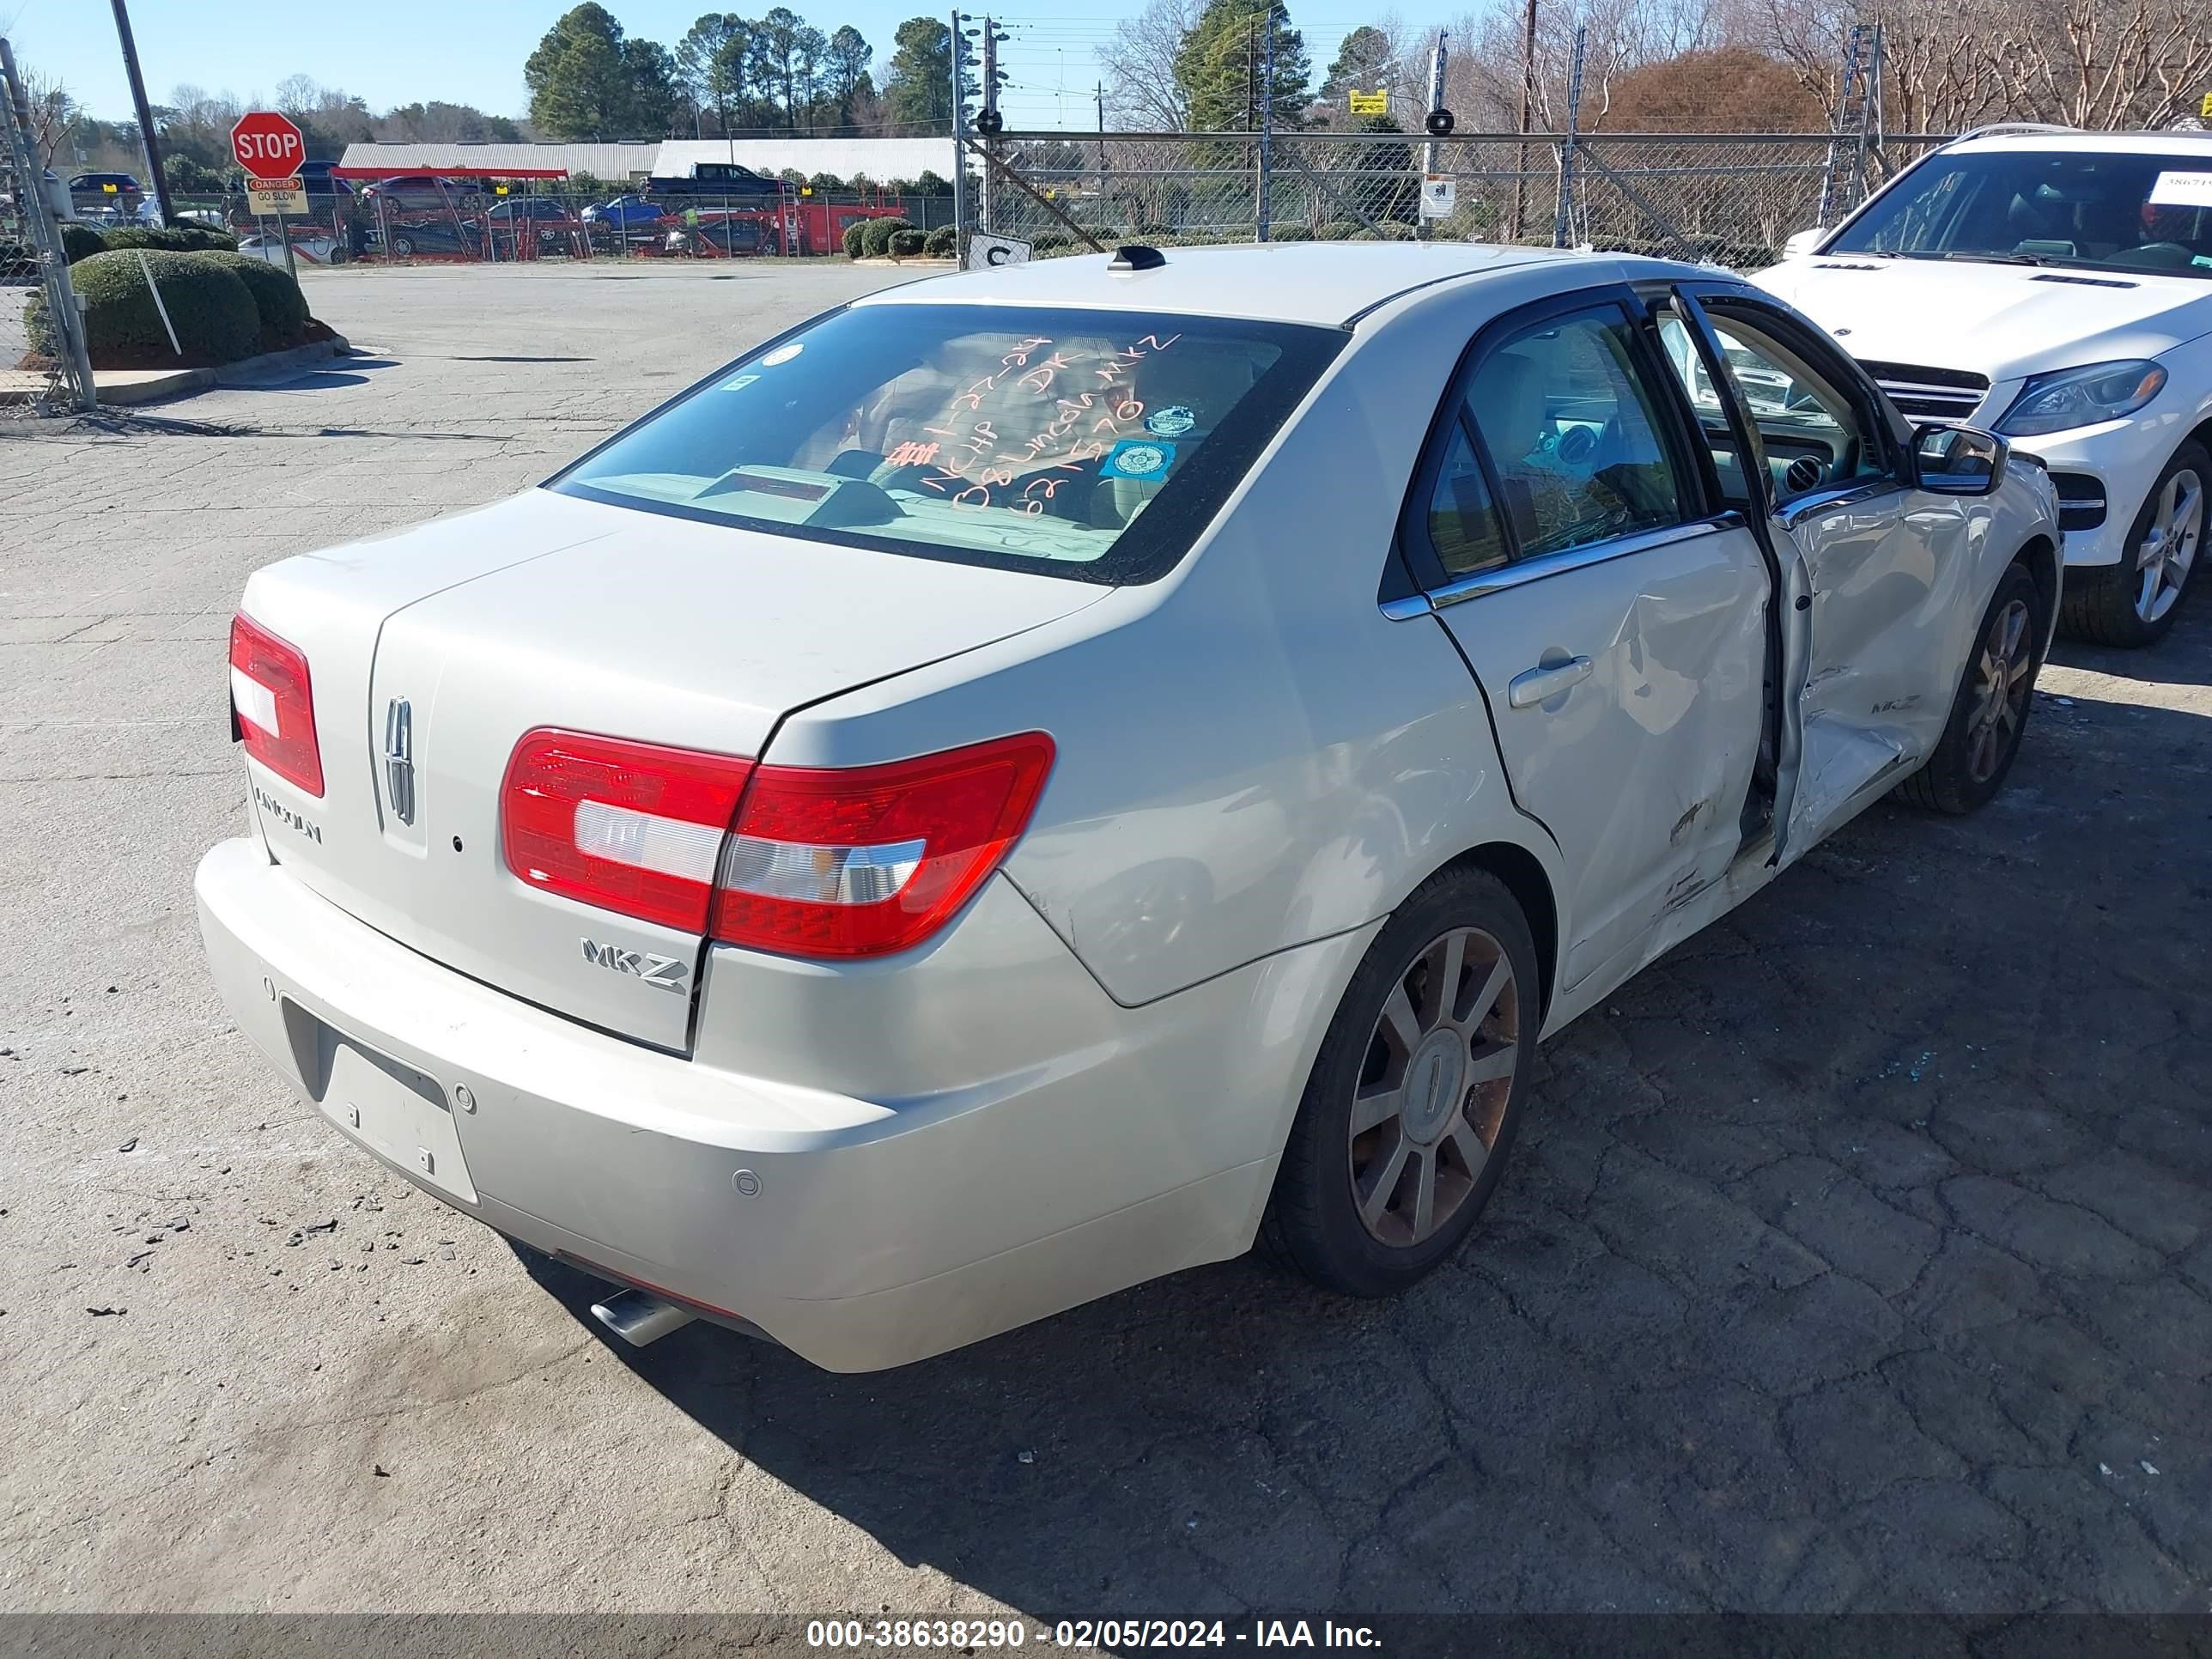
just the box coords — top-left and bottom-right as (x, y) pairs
(196, 837), (1362, 1370)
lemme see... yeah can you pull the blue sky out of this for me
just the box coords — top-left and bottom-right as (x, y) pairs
(8, 0), (1394, 131)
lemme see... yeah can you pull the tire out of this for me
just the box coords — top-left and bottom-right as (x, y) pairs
(1261, 866), (1541, 1297)
(1897, 562), (2045, 816)
(2057, 440), (2206, 647)
(390, 234), (416, 258)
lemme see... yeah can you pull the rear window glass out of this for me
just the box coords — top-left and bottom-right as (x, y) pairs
(550, 302), (1344, 585)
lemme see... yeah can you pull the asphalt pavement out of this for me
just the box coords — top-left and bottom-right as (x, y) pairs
(1, 258), (2207, 1616)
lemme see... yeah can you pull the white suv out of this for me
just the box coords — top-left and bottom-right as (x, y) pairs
(1757, 128), (2212, 646)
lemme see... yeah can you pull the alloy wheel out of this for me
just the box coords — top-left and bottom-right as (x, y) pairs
(1348, 926), (1521, 1249)
(2136, 466), (2202, 625)
(1966, 595), (2033, 784)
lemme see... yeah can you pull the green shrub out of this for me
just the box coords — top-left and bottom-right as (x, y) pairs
(197, 251), (310, 349)
(923, 225), (957, 258)
(102, 225), (241, 254)
(1029, 231), (1071, 255)
(888, 227), (927, 258)
(27, 247), (260, 368)
(859, 216), (913, 258)
(842, 220), (870, 259)
(62, 223), (107, 263)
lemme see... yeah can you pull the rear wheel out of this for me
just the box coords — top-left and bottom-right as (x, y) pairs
(1261, 867), (1540, 1297)
(1898, 562), (2044, 816)
(2058, 441), (2204, 647)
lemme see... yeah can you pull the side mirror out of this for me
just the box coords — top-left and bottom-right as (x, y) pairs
(1780, 227), (1826, 260)
(1914, 422), (2008, 496)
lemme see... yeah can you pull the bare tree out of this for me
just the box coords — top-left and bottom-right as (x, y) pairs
(2002, 0), (2212, 127)
(1732, 0), (2212, 133)
(18, 63), (78, 168)
(1101, 0), (1200, 128)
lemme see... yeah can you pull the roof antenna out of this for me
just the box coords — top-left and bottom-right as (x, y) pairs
(1109, 244), (1166, 270)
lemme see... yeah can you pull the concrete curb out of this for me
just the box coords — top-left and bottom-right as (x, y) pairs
(0, 335), (355, 408)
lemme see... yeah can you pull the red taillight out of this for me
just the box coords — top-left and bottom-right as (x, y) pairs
(229, 612), (323, 798)
(711, 732), (1055, 959)
(501, 730), (754, 932)
(496, 727), (1054, 959)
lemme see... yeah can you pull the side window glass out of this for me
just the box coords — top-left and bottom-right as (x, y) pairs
(1656, 309), (1760, 514)
(1466, 307), (1691, 559)
(1425, 419), (1510, 577)
(1701, 308), (1890, 504)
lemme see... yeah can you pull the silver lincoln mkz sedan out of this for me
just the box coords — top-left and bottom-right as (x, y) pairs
(199, 244), (2062, 1370)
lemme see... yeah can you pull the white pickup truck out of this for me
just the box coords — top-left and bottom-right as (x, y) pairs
(1757, 126), (2212, 647)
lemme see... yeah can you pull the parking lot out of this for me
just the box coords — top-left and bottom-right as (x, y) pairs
(1, 258), (2208, 1616)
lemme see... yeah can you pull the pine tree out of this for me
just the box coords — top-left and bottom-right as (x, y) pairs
(525, 3), (678, 137)
(884, 16), (954, 131)
(1173, 0), (1310, 132)
(1319, 24), (1394, 103)
(677, 14), (754, 134)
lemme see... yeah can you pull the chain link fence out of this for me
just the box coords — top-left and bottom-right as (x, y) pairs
(130, 179), (957, 268)
(0, 144), (50, 401)
(974, 130), (1946, 270)
(1, 35), (91, 416)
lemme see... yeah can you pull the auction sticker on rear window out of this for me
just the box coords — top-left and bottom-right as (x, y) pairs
(2149, 171), (2212, 208)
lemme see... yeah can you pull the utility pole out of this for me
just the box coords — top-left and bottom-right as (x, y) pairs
(110, 0), (173, 225)
(980, 15), (1006, 233)
(1256, 3), (1274, 241)
(1420, 28), (1447, 240)
(1246, 16), (1258, 133)
(951, 9), (970, 251)
(1552, 22), (1584, 249)
(1509, 0), (1535, 240)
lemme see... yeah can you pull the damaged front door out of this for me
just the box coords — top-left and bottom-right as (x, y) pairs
(1407, 291), (1771, 994)
(1669, 290), (1959, 858)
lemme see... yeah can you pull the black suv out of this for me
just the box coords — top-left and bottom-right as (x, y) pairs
(69, 173), (143, 216)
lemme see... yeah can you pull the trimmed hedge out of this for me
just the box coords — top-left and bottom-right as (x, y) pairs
(27, 248), (260, 368)
(923, 225), (957, 258)
(198, 251), (310, 349)
(60, 223), (243, 264)
(888, 227), (927, 258)
(859, 216), (914, 258)
(101, 225), (241, 254)
(842, 220), (870, 259)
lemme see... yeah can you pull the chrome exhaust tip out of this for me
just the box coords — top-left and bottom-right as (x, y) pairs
(588, 1287), (697, 1347)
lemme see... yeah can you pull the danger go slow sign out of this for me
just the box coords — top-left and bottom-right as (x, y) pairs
(230, 111), (306, 180)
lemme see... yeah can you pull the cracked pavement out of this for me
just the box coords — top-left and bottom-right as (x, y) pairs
(1, 261), (2208, 1616)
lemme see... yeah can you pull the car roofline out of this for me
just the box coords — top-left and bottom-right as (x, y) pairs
(854, 244), (1688, 331)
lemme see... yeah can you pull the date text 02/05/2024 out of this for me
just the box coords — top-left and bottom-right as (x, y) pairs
(804, 1619), (1383, 1650)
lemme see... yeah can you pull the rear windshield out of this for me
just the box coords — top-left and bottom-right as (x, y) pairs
(550, 302), (1345, 585)
(1832, 149), (2212, 277)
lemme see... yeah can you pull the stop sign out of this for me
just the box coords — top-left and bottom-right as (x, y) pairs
(230, 111), (306, 180)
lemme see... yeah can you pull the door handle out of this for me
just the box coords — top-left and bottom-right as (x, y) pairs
(1507, 655), (1595, 708)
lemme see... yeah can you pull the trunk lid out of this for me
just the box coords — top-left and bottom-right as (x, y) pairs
(240, 489), (1103, 1049)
